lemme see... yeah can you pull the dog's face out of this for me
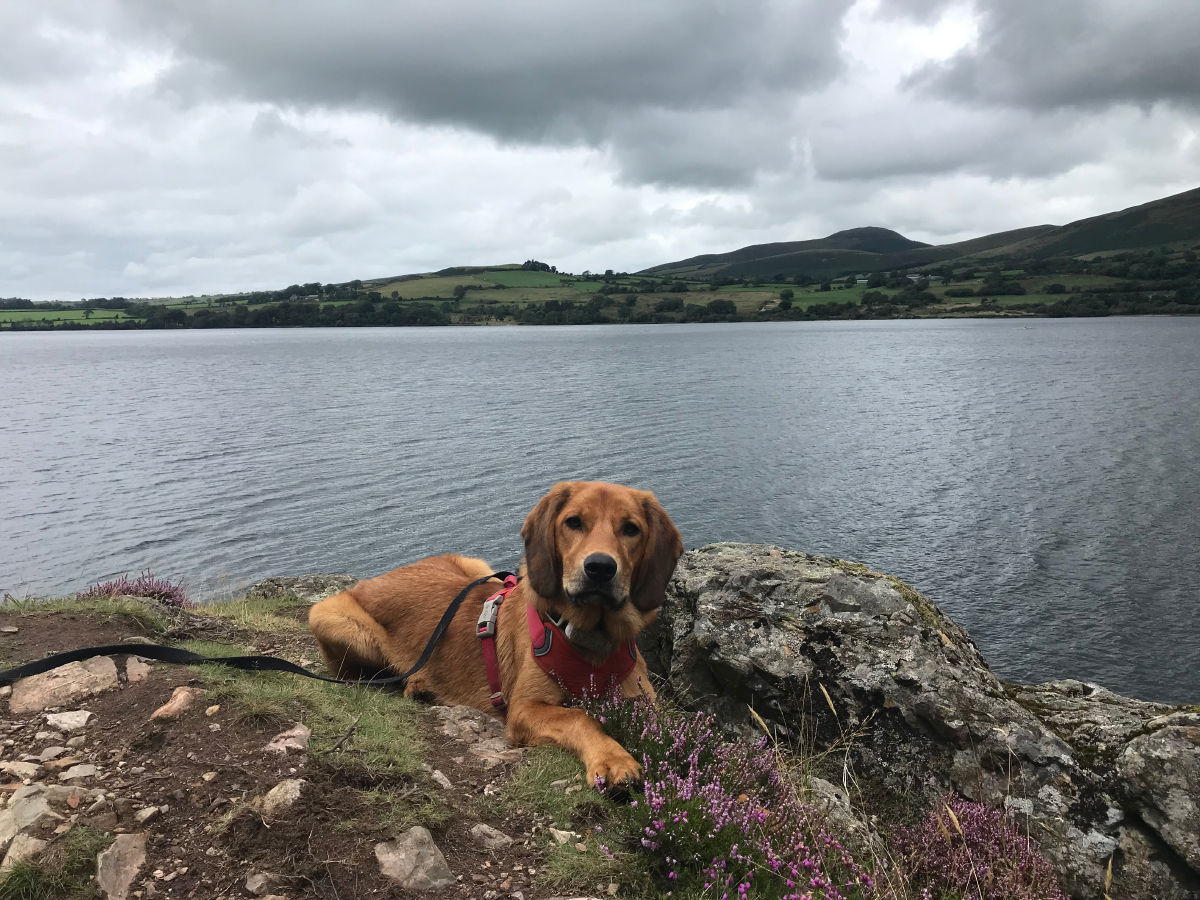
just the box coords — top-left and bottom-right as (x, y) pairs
(521, 481), (683, 657)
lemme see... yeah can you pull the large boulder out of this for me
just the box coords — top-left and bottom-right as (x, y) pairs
(245, 574), (357, 604)
(642, 543), (1200, 900)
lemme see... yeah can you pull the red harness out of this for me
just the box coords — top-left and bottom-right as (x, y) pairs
(475, 579), (638, 713)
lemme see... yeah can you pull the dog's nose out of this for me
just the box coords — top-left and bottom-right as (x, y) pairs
(583, 553), (618, 584)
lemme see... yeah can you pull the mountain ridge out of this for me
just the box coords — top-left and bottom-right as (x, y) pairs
(642, 186), (1200, 280)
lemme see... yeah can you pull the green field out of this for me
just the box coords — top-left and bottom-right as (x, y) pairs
(0, 308), (136, 324)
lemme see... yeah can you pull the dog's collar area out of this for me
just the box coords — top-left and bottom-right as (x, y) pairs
(476, 574), (519, 711)
(526, 603), (638, 699)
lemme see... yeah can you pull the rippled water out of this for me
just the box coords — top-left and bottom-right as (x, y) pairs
(2, 321), (1198, 702)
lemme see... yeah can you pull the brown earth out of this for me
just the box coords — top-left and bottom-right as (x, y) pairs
(0, 606), (584, 900)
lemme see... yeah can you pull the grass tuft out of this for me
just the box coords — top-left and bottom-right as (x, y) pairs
(0, 826), (113, 900)
(192, 594), (309, 634)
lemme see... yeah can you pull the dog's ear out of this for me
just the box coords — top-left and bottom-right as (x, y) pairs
(521, 482), (573, 600)
(631, 493), (683, 612)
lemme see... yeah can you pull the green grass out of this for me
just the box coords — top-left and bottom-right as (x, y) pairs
(177, 639), (425, 781)
(193, 594), (309, 634)
(0, 594), (170, 636)
(0, 826), (112, 900)
(0, 309), (135, 324)
(483, 270), (573, 288)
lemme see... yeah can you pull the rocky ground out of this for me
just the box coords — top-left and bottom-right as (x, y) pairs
(0, 591), (621, 900)
(3, 546), (1198, 900)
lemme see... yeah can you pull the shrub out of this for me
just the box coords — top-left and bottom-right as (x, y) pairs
(654, 297), (683, 313)
(892, 794), (1068, 900)
(943, 287), (975, 298)
(588, 693), (874, 899)
(706, 298), (737, 316)
(1044, 283), (1066, 294)
(79, 571), (191, 608)
(779, 288), (795, 301)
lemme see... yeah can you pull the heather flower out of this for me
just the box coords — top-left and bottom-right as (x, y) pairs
(893, 793), (1068, 900)
(79, 571), (192, 608)
(584, 691), (874, 899)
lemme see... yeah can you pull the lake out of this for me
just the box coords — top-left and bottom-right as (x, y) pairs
(2, 320), (1198, 703)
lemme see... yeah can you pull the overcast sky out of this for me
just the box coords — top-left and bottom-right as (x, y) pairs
(3, 0), (1199, 300)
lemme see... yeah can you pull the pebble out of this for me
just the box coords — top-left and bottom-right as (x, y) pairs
(66, 736), (85, 748)
(205, 705), (220, 717)
(0, 626), (18, 633)
(134, 806), (161, 825)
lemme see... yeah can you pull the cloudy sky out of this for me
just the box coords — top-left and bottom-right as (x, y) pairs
(3, 0), (1199, 300)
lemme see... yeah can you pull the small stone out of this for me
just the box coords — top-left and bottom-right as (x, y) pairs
(574, 842), (587, 852)
(97, 832), (147, 900)
(431, 769), (453, 790)
(66, 736), (86, 748)
(204, 705), (219, 717)
(45, 756), (81, 771)
(0, 686), (9, 699)
(375, 827), (455, 890)
(133, 806), (160, 825)
(0, 626), (17, 633)
(470, 823), (514, 850)
(208, 723), (221, 732)
(45, 710), (93, 731)
(548, 778), (572, 791)
(253, 778), (305, 819)
(130, 767), (146, 775)
(125, 658), (152, 683)
(60, 763), (98, 781)
(150, 687), (202, 721)
(264, 724), (310, 754)
(39, 746), (67, 763)
(201, 772), (217, 782)
(245, 872), (280, 896)
(548, 827), (576, 845)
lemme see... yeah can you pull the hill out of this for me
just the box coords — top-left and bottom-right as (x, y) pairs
(643, 186), (1200, 280)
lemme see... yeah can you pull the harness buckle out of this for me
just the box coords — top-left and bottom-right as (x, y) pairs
(476, 593), (503, 639)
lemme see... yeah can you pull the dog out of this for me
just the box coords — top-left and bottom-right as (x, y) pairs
(308, 481), (683, 789)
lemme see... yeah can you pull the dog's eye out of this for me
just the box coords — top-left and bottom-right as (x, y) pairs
(564, 516), (583, 530)
(622, 522), (641, 537)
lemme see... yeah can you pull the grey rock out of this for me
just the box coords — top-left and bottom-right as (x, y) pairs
(429, 705), (524, 768)
(264, 723), (311, 754)
(0, 761), (43, 781)
(0, 833), (47, 873)
(245, 574), (357, 605)
(44, 710), (92, 731)
(134, 806), (161, 825)
(469, 823), (514, 850)
(9, 657), (118, 714)
(59, 763), (98, 781)
(245, 871), (281, 895)
(641, 543), (1200, 900)
(1118, 723), (1200, 870)
(375, 826), (454, 890)
(96, 833), (147, 900)
(253, 778), (305, 819)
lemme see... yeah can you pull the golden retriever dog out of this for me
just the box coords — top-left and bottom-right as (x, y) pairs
(308, 481), (683, 789)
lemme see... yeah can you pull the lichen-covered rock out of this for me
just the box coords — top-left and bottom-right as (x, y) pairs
(642, 543), (1198, 900)
(1118, 722), (1200, 870)
(246, 574), (357, 605)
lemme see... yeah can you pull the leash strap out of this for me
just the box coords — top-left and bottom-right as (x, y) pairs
(0, 571), (516, 688)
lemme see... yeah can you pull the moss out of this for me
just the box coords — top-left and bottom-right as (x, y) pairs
(886, 575), (941, 629)
(832, 559), (883, 578)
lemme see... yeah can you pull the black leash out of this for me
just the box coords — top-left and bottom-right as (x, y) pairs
(0, 571), (516, 688)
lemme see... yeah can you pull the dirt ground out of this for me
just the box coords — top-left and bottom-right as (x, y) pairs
(0, 603), (595, 900)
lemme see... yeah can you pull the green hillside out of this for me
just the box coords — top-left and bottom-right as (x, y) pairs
(643, 187), (1200, 280)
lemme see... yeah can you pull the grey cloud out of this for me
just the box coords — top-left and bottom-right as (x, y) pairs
(909, 0), (1200, 110)
(123, 0), (851, 186)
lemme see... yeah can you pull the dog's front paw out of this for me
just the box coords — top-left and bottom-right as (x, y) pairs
(588, 750), (642, 793)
